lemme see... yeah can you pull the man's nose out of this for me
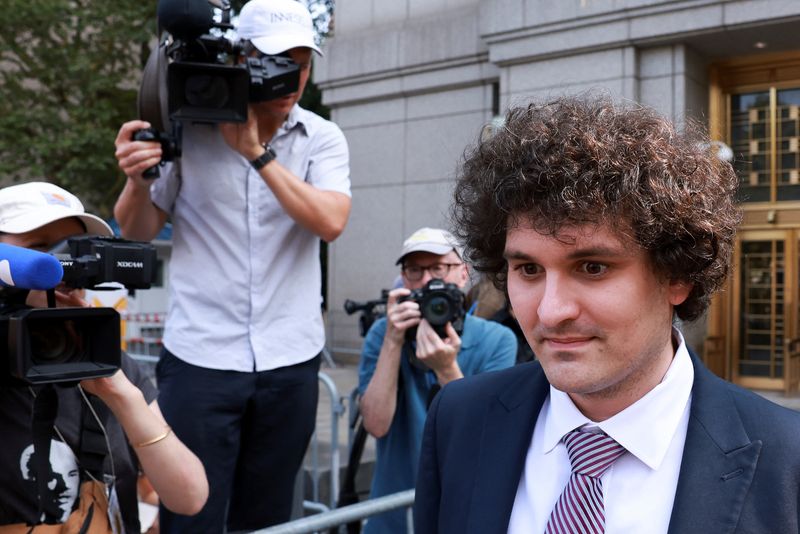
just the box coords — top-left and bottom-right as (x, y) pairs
(537, 274), (580, 327)
(419, 268), (436, 285)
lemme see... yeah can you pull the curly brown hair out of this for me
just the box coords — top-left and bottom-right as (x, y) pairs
(451, 96), (741, 322)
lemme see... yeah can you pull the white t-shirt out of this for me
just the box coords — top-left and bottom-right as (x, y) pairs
(151, 105), (350, 371)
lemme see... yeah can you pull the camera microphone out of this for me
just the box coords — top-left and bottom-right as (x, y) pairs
(0, 243), (64, 290)
(157, 0), (216, 41)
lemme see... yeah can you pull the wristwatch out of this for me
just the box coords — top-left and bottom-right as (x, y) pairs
(250, 144), (277, 170)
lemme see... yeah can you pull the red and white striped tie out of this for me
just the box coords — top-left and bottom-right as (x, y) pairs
(544, 429), (627, 534)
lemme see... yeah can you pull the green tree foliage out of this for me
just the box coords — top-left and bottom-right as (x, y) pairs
(0, 1), (157, 218)
(0, 0), (333, 218)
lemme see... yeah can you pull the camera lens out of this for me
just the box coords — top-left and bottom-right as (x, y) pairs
(185, 75), (230, 108)
(422, 295), (452, 326)
(29, 319), (82, 364)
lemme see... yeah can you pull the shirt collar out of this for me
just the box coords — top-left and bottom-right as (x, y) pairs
(542, 327), (694, 470)
(279, 104), (309, 136)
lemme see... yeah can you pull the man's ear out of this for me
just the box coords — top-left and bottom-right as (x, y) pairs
(668, 280), (692, 306)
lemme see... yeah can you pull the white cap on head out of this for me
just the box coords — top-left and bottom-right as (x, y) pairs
(0, 182), (113, 237)
(238, 0), (323, 56)
(397, 227), (462, 265)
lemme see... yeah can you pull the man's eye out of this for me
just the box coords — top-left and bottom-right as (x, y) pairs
(520, 264), (540, 276)
(581, 262), (607, 275)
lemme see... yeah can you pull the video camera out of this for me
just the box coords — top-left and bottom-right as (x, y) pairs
(0, 238), (158, 386)
(135, 0), (301, 178)
(140, 0), (300, 127)
(344, 290), (390, 338)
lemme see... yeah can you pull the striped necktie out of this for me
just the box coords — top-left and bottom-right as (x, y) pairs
(544, 429), (627, 534)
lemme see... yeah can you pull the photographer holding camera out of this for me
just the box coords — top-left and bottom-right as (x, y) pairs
(0, 182), (207, 534)
(357, 227), (516, 533)
(113, 0), (351, 531)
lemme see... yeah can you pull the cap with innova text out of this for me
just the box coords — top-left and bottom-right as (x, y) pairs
(238, 0), (323, 56)
(0, 182), (113, 237)
(396, 227), (461, 265)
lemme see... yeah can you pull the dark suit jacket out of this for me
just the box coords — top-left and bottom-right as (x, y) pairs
(414, 355), (800, 533)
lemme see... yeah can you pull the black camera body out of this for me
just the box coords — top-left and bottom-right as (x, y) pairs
(1, 237), (158, 386)
(400, 279), (465, 334)
(399, 279), (465, 370)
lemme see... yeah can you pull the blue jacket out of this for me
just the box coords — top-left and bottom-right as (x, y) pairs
(414, 354), (800, 533)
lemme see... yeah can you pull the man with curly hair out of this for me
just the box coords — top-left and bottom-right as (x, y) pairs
(414, 96), (800, 534)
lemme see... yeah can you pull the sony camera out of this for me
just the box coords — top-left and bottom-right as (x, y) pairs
(152, 0), (300, 125)
(1, 237), (158, 386)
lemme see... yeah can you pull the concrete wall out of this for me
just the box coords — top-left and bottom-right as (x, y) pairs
(319, 0), (800, 355)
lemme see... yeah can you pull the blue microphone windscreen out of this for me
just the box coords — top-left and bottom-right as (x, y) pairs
(0, 242), (64, 290)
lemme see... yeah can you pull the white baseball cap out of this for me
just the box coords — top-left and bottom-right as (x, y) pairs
(238, 0), (323, 56)
(397, 227), (462, 265)
(0, 182), (113, 237)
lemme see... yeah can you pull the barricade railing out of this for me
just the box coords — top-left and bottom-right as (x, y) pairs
(303, 372), (346, 512)
(258, 489), (415, 534)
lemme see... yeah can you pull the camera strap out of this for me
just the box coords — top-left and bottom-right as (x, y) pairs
(78, 394), (111, 483)
(30, 385), (63, 523)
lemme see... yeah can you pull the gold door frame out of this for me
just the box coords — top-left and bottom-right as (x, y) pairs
(732, 229), (798, 390)
(708, 51), (800, 388)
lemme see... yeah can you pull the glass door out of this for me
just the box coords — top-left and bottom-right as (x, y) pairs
(733, 230), (798, 390)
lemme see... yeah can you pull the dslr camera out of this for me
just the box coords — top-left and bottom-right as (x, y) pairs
(399, 279), (465, 370)
(0, 237), (158, 386)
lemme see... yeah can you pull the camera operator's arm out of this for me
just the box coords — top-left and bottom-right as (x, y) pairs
(416, 320), (464, 386)
(113, 120), (170, 241)
(220, 111), (351, 243)
(81, 372), (208, 516)
(360, 288), (419, 438)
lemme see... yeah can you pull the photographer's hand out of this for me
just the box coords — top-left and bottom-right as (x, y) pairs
(220, 107), (265, 162)
(114, 120), (169, 242)
(360, 288), (420, 438)
(416, 320), (463, 385)
(115, 120), (163, 185)
(384, 288), (420, 344)
(221, 106), (351, 243)
(80, 370), (209, 516)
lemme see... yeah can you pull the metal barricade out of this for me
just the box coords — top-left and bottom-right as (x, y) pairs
(302, 371), (346, 513)
(259, 489), (415, 534)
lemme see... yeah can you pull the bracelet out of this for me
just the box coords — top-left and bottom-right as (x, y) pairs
(134, 426), (172, 448)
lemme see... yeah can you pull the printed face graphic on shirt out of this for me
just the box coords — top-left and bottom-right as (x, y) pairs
(20, 440), (80, 522)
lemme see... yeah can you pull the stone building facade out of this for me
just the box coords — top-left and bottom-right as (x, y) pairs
(318, 0), (800, 392)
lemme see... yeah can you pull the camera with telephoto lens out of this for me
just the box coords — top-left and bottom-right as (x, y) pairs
(399, 279), (465, 370)
(0, 237), (158, 386)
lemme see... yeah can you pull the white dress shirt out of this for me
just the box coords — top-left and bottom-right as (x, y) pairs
(508, 329), (694, 533)
(150, 105), (351, 372)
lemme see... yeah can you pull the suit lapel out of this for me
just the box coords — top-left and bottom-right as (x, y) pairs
(466, 362), (550, 534)
(667, 355), (761, 534)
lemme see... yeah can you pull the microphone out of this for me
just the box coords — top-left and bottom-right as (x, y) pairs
(0, 243), (64, 290)
(157, 0), (216, 41)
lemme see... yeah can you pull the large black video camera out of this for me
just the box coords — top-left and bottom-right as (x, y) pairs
(1, 237), (158, 386)
(142, 0), (300, 126)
